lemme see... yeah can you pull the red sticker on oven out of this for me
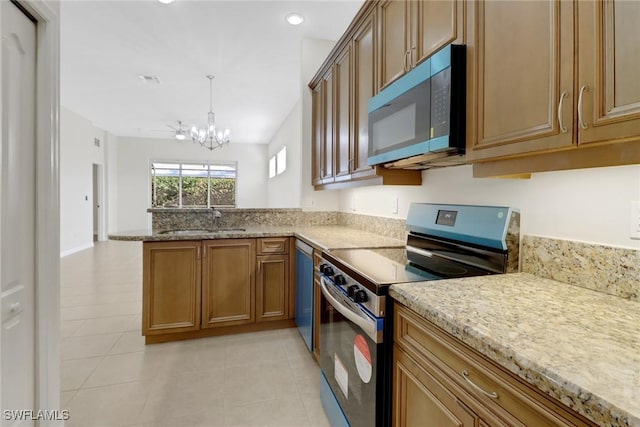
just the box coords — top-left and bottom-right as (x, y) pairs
(354, 334), (372, 383)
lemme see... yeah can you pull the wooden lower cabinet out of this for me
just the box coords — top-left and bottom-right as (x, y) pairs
(142, 241), (201, 335)
(256, 254), (288, 321)
(312, 249), (323, 361)
(394, 347), (480, 427)
(143, 237), (294, 342)
(202, 239), (256, 328)
(393, 303), (597, 427)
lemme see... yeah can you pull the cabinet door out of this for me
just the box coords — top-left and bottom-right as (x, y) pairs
(413, 0), (463, 66)
(311, 85), (323, 186)
(256, 254), (289, 322)
(466, 0), (575, 161)
(378, 0), (409, 90)
(577, 0), (640, 145)
(202, 239), (255, 328)
(351, 10), (377, 179)
(321, 70), (335, 182)
(143, 241), (201, 335)
(394, 347), (479, 427)
(334, 45), (352, 181)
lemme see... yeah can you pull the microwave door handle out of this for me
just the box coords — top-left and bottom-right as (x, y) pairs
(320, 277), (378, 342)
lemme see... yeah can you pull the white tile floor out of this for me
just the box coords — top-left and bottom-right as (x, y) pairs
(61, 240), (329, 427)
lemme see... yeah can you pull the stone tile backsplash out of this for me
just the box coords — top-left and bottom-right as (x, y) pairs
(521, 235), (640, 301)
(150, 209), (408, 240)
(151, 208), (339, 230)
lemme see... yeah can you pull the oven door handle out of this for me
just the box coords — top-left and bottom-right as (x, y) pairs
(320, 277), (380, 343)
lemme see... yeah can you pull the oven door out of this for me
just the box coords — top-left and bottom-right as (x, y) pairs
(319, 276), (384, 427)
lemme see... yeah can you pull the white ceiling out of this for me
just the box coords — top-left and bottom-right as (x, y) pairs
(61, 0), (364, 143)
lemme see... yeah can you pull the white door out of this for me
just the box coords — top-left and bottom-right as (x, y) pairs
(1, 1), (37, 425)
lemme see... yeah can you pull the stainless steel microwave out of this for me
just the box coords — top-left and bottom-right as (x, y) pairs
(368, 44), (466, 166)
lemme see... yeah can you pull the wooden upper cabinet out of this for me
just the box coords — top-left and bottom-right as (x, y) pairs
(311, 85), (323, 186)
(321, 70), (335, 182)
(352, 10), (377, 178)
(143, 241), (201, 335)
(378, 0), (409, 90)
(201, 239), (256, 328)
(378, 0), (463, 91)
(412, 0), (463, 67)
(466, 0), (575, 161)
(577, 0), (640, 146)
(334, 45), (352, 182)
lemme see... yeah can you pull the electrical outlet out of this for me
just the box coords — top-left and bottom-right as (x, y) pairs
(630, 201), (640, 240)
(391, 197), (399, 215)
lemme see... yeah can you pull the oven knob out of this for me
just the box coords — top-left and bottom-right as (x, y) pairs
(354, 289), (368, 303)
(319, 263), (327, 274)
(347, 285), (358, 298)
(324, 266), (334, 276)
(334, 275), (346, 286)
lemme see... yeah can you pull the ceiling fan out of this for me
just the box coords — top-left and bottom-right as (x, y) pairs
(166, 120), (189, 140)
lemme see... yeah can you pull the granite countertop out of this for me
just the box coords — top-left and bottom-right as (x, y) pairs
(108, 225), (406, 250)
(390, 273), (640, 427)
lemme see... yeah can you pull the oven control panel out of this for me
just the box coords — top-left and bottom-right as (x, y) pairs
(319, 262), (384, 318)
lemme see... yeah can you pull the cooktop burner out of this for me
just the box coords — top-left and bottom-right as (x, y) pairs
(325, 247), (491, 288)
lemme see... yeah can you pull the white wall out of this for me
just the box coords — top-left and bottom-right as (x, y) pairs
(334, 164), (640, 249)
(267, 100), (302, 208)
(60, 107), (110, 256)
(116, 137), (268, 231)
(299, 38), (340, 211)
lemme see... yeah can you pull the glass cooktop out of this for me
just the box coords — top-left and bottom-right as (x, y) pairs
(325, 247), (492, 286)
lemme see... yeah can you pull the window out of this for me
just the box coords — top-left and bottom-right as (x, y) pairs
(276, 146), (287, 175)
(151, 161), (237, 208)
(269, 156), (276, 178)
(269, 146), (287, 178)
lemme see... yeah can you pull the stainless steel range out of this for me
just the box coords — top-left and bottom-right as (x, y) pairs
(317, 203), (520, 427)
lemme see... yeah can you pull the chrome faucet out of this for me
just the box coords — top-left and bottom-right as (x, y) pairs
(211, 207), (222, 229)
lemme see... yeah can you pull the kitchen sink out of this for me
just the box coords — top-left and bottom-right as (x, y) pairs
(158, 228), (246, 235)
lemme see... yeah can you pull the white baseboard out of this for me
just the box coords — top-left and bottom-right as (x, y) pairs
(60, 242), (94, 258)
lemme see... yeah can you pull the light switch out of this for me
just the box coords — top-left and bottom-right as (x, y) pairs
(391, 197), (399, 215)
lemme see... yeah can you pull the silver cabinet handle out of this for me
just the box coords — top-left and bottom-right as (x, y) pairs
(196, 246), (200, 260)
(461, 370), (498, 399)
(578, 85), (589, 130)
(557, 91), (569, 133)
(411, 46), (416, 69)
(404, 50), (411, 72)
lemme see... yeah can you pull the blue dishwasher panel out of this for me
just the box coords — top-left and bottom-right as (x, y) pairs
(295, 242), (314, 351)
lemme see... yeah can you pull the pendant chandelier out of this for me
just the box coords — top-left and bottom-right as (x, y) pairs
(190, 75), (231, 151)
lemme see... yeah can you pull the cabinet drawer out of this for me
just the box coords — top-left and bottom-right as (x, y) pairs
(257, 237), (289, 255)
(394, 304), (596, 427)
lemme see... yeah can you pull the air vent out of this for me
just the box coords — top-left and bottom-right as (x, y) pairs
(137, 75), (160, 84)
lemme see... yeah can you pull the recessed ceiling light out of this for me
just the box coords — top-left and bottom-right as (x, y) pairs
(285, 13), (304, 26)
(158, 0), (175, 4)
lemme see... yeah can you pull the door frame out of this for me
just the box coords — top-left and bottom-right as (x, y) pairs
(0, 0), (60, 420)
(92, 162), (106, 241)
